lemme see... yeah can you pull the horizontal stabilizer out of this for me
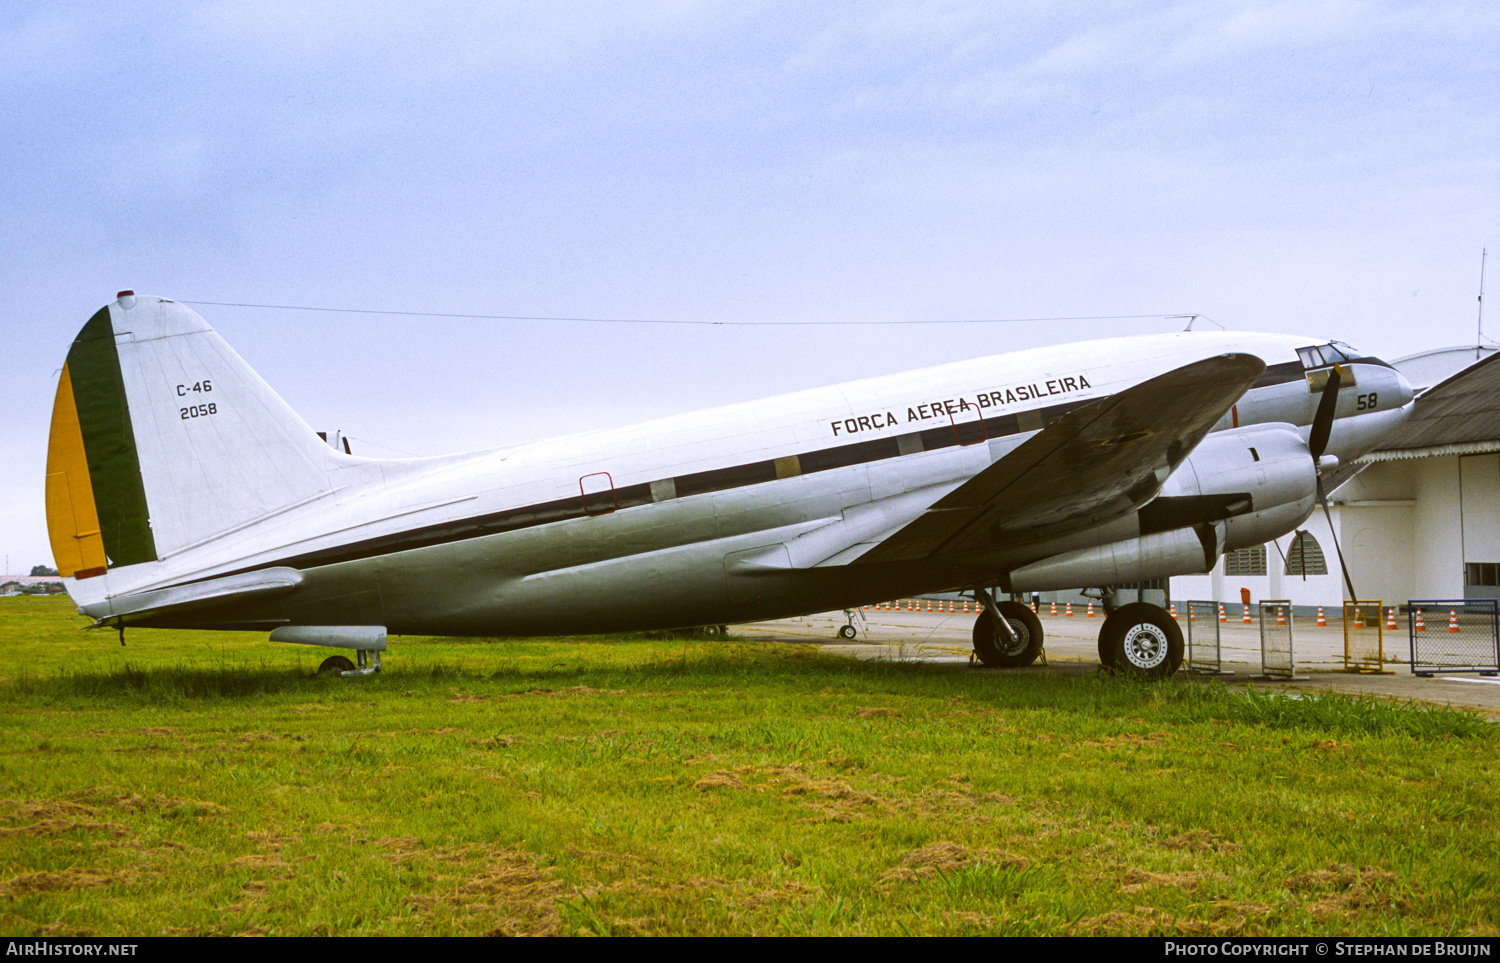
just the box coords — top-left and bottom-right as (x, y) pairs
(82, 567), (303, 626)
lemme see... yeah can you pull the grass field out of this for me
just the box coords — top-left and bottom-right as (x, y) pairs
(1, 595), (1496, 936)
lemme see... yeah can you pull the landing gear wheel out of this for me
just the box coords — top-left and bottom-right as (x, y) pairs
(1099, 603), (1183, 678)
(972, 601), (1044, 668)
(318, 655), (356, 675)
(837, 624), (858, 640)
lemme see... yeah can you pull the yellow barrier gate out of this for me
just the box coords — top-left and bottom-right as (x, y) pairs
(1343, 600), (1393, 674)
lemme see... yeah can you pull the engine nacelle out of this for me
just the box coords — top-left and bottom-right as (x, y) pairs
(1006, 524), (1224, 593)
(1005, 425), (1317, 593)
(1161, 424), (1318, 552)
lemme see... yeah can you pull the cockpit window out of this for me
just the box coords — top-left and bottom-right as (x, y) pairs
(1297, 342), (1360, 369)
(1297, 346), (1329, 368)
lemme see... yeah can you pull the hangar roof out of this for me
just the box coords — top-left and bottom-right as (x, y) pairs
(1392, 344), (1500, 393)
(1362, 349), (1500, 462)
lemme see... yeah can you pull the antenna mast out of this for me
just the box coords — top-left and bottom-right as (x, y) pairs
(1478, 247), (1487, 357)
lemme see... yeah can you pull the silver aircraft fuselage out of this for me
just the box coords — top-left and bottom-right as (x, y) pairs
(51, 297), (1411, 638)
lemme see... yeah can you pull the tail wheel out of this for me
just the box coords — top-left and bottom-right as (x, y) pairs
(972, 601), (1044, 668)
(1099, 603), (1183, 678)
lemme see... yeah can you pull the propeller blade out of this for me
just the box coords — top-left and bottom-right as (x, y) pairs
(1316, 475), (1359, 601)
(1307, 365), (1343, 460)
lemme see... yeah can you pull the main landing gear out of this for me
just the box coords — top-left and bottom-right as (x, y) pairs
(970, 590), (1044, 668)
(1095, 596), (1183, 678)
(967, 588), (1183, 677)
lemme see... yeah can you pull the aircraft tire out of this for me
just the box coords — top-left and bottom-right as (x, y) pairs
(1097, 631), (1116, 669)
(972, 602), (1043, 668)
(318, 655), (356, 675)
(1100, 603), (1182, 678)
(838, 624), (858, 639)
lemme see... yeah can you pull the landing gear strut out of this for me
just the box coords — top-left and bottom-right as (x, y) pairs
(971, 589), (1044, 668)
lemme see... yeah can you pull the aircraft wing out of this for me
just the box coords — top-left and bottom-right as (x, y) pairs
(852, 353), (1266, 565)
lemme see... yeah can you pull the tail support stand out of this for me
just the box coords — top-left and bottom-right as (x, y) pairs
(343, 649), (383, 678)
(269, 626), (388, 677)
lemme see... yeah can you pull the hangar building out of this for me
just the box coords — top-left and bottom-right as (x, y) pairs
(1169, 345), (1500, 611)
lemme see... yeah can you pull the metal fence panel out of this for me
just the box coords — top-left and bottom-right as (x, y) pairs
(1407, 599), (1500, 676)
(1185, 600), (1226, 674)
(1259, 599), (1295, 679)
(1342, 600), (1391, 673)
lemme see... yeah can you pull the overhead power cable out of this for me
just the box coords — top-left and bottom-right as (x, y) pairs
(181, 300), (1191, 328)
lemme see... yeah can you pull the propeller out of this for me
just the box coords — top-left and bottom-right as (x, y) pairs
(1308, 366), (1359, 601)
(1308, 365), (1342, 461)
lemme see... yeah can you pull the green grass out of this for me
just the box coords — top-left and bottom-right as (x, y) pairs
(0, 596), (1495, 936)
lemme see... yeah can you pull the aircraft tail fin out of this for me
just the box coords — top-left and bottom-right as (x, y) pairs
(46, 293), (342, 578)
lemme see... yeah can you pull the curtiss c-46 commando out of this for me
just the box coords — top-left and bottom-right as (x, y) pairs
(46, 294), (1413, 676)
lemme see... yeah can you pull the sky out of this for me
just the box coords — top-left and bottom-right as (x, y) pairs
(1, 1), (1495, 574)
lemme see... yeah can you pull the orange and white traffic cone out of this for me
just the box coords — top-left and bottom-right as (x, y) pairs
(1049, 601), (1058, 617)
(926, 599), (932, 612)
(1219, 604), (1227, 623)
(1276, 607), (1286, 626)
(1086, 601), (1095, 618)
(1316, 606), (1327, 627)
(1415, 609), (1426, 632)
(1448, 610), (1461, 633)
(1387, 608), (1397, 630)
(1065, 602), (1074, 618)
(1242, 604), (1253, 625)
(1170, 603), (1179, 620)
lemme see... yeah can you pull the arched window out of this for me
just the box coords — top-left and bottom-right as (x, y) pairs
(1285, 532), (1329, 576)
(1225, 545), (1267, 576)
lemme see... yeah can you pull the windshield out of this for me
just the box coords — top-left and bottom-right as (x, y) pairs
(1296, 342), (1361, 368)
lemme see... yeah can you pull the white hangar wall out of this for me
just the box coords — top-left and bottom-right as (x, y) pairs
(1170, 449), (1500, 610)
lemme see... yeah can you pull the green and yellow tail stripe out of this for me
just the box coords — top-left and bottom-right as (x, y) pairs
(45, 307), (157, 577)
(46, 362), (107, 578)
